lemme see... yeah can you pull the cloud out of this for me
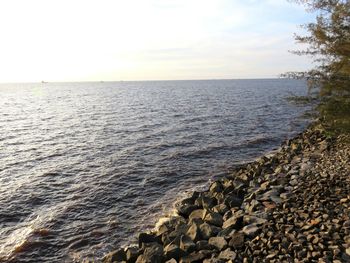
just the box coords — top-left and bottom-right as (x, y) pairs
(0, 0), (313, 82)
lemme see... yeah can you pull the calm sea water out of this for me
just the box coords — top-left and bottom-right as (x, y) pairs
(0, 79), (311, 262)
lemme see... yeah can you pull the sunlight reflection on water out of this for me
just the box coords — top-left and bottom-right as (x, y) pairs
(0, 79), (311, 262)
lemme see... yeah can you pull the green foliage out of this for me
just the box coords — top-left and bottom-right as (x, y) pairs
(285, 0), (350, 135)
(318, 95), (350, 135)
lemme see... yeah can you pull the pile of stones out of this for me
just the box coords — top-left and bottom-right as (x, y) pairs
(103, 123), (350, 262)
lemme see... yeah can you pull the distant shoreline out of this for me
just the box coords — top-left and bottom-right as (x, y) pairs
(0, 78), (299, 85)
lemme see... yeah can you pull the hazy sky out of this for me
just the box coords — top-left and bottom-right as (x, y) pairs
(0, 0), (314, 82)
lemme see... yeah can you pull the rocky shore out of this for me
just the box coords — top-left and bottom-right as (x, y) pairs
(103, 122), (350, 263)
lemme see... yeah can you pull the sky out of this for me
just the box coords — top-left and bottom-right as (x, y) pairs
(0, 0), (315, 82)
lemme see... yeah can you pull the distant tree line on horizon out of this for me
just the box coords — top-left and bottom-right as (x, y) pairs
(284, 0), (350, 134)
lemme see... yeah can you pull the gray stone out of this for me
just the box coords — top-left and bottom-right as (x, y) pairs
(177, 204), (199, 217)
(103, 249), (126, 263)
(243, 215), (267, 226)
(203, 210), (223, 227)
(224, 195), (242, 208)
(209, 181), (223, 193)
(186, 223), (201, 242)
(218, 248), (237, 260)
(242, 224), (260, 237)
(212, 204), (228, 215)
(189, 209), (204, 221)
(195, 240), (215, 251)
(162, 230), (181, 247)
(138, 233), (161, 248)
(164, 243), (186, 261)
(217, 227), (235, 238)
(289, 179), (298, 186)
(180, 251), (211, 263)
(228, 232), (244, 249)
(136, 242), (163, 263)
(126, 246), (139, 262)
(203, 258), (225, 263)
(180, 234), (196, 253)
(258, 189), (280, 202)
(196, 195), (217, 209)
(208, 236), (227, 251)
(199, 222), (217, 240)
(223, 214), (242, 229)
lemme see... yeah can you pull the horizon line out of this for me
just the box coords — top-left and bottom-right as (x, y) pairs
(0, 76), (293, 85)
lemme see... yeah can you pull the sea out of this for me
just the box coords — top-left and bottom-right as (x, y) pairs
(0, 79), (312, 262)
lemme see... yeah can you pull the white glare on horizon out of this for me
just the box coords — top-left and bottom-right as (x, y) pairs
(0, 0), (314, 82)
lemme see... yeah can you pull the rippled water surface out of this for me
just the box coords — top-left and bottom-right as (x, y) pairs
(0, 79), (311, 262)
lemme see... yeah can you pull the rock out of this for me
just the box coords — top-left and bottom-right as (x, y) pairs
(195, 240), (215, 251)
(164, 243), (186, 261)
(199, 222), (219, 240)
(208, 236), (227, 251)
(291, 142), (301, 152)
(189, 209), (204, 221)
(266, 253), (276, 259)
(245, 199), (260, 212)
(157, 222), (172, 236)
(125, 246), (139, 262)
(262, 201), (276, 209)
(212, 204), (228, 215)
(218, 248), (237, 261)
(228, 232), (244, 249)
(196, 195), (217, 209)
(203, 210), (223, 227)
(136, 242), (163, 263)
(280, 192), (291, 199)
(289, 179), (298, 186)
(103, 249), (126, 263)
(186, 223), (201, 242)
(175, 222), (190, 235)
(223, 210), (234, 221)
(242, 224), (260, 237)
(138, 233), (161, 248)
(180, 251), (211, 263)
(203, 258), (225, 263)
(104, 124), (350, 263)
(175, 196), (201, 217)
(217, 227), (235, 238)
(209, 181), (223, 193)
(177, 204), (199, 217)
(180, 235), (196, 253)
(222, 213), (243, 229)
(270, 195), (282, 204)
(189, 217), (204, 226)
(243, 215), (267, 226)
(224, 195), (242, 208)
(340, 198), (348, 203)
(162, 230), (182, 246)
(258, 189), (280, 202)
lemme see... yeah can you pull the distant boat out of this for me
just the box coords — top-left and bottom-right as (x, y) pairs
(41, 81), (48, 84)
